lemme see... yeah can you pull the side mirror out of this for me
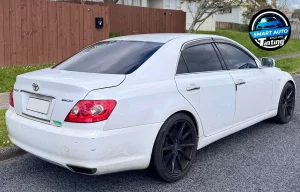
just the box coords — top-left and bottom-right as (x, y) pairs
(261, 58), (275, 67)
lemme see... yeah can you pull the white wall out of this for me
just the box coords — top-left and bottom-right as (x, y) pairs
(163, 0), (181, 10)
(216, 7), (246, 24)
(117, 0), (148, 7)
(148, 0), (163, 8)
(181, 2), (216, 31)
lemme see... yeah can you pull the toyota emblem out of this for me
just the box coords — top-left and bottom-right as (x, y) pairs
(32, 83), (39, 91)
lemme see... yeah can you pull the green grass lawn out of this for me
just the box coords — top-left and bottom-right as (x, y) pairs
(0, 64), (53, 93)
(197, 30), (300, 58)
(276, 57), (300, 76)
(0, 109), (11, 149)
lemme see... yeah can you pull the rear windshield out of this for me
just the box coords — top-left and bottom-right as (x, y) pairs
(53, 41), (163, 74)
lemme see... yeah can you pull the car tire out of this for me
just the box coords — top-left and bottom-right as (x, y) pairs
(150, 113), (198, 182)
(275, 82), (295, 124)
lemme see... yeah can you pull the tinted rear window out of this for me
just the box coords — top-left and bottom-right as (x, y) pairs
(53, 41), (163, 74)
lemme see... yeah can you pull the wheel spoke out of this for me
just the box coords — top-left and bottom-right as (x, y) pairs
(171, 154), (176, 173)
(287, 97), (295, 103)
(163, 145), (174, 152)
(287, 90), (294, 100)
(287, 103), (294, 108)
(180, 129), (192, 141)
(179, 143), (195, 148)
(286, 105), (291, 116)
(176, 155), (183, 171)
(164, 152), (174, 166)
(178, 149), (191, 161)
(167, 134), (176, 145)
(177, 122), (186, 140)
(282, 105), (287, 118)
(162, 119), (196, 174)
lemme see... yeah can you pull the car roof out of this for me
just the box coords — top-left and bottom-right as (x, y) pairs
(106, 33), (227, 43)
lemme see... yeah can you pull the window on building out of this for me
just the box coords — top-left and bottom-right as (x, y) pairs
(164, 0), (181, 10)
(123, 0), (141, 6)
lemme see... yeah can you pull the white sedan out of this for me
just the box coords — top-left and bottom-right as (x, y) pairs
(6, 34), (295, 182)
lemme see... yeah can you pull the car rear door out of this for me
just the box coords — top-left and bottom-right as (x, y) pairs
(214, 40), (272, 125)
(175, 39), (236, 136)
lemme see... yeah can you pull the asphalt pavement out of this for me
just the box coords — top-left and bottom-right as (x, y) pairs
(0, 77), (300, 192)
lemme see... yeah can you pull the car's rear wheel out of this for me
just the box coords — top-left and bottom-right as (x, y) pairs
(275, 82), (295, 124)
(150, 113), (197, 182)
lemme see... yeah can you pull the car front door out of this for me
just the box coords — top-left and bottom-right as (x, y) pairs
(175, 40), (236, 136)
(215, 41), (273, 125)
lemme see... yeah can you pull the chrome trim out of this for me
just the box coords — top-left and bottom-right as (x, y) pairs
(175, 70), (227, 76)
(20, 90), (56, 99)
(62, 99), (74, 102)
(186, 84), (201, 91)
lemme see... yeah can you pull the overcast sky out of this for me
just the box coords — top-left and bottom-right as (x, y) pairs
(284, 0), (300, 9)
(290, 0), (300, 9)
(267, 0), (300, 9)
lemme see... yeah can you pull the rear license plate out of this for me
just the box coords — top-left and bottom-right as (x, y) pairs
(26, 97), (50, 115)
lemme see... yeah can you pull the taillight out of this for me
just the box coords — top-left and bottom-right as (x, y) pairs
(9, 89), (14, 107)
(65, 100), (117, 123)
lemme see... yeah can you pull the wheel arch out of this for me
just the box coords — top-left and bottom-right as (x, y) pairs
(287, 80), (296, 89)
(171, 110), (199, 137)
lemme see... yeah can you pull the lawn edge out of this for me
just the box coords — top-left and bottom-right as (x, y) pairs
(0, 145), (27, 162)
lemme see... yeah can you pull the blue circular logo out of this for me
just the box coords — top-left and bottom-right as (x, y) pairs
(249, 9), (291, 50)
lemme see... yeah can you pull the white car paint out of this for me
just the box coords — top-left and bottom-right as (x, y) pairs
(5, 34), (295, 175)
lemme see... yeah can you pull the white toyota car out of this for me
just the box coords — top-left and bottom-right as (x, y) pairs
(6, 34), (295, 182)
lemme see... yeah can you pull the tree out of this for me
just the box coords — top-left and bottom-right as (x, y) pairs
(276, 0), (289, 9)
(242, 0), (271, 24)
(292, 9), (300, 20)
(182, 0), (245, 32)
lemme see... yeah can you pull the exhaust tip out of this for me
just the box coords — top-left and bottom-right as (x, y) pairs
(67, 165), (97, 175)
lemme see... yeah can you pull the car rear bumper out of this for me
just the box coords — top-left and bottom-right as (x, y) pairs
(5, 108), (162, 175)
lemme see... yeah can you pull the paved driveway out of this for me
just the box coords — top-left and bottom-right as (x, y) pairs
(0, 77), (299, 192)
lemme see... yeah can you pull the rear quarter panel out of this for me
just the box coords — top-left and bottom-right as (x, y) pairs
(85, 80), (204, 137)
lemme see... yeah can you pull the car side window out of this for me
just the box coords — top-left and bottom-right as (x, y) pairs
(176, 55), (189, 74)
(182, 43), (223, 73)
(216, 43), (257, 70)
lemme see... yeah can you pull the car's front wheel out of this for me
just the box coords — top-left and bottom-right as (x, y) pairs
(275, 82), (295, 124)
(150, 113), (198, 182)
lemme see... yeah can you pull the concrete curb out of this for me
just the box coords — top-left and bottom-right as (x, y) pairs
(272, 53), (300, 61)
(0, 146), (27, 162)
(0, 92), (9, 110)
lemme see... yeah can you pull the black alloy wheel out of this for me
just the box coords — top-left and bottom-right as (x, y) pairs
(275, 82), (295, 124)
(150, 113), (197, 182)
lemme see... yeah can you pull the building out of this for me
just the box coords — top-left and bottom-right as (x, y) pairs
(215, 6), (246, 24)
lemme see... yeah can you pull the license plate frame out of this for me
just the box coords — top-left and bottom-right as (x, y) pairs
(26, 97), (51, 115)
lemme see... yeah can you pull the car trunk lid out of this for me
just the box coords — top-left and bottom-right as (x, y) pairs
(13, 68), (125, 125)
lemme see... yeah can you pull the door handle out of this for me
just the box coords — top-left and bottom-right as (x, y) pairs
(186, 84), (200, 91)
(236, 79), (246, 86)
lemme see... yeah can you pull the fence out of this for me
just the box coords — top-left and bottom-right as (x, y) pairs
(0, 0), (186, 67)
(291, 23), (300, 40)
(105, 4), (186, 36)
(216, 22), (248, 32)
(74, 2), (186, 36)
(0, 0), (110, 67)
(217, 21), (300, 40)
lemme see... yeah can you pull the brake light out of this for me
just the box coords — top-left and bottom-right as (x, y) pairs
(65, 100), (117, 123)
(9, 89), (14, 107)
